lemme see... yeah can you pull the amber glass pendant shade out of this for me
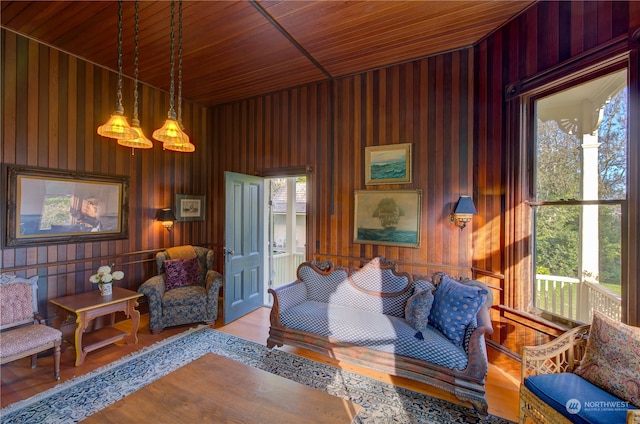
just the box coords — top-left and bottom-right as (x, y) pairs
(163, 133), (195, 152)
(117, 118), (153, 149)
(153, 116), (185, 144)
(97, 112), (137, 140)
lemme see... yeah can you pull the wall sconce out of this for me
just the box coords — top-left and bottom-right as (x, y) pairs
(155, 208), (176, 232)
(450, 196), (477, 230)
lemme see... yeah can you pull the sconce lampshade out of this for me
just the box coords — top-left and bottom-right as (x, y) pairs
(451, 196), (477, 230)
(454, 196), (477, 215)
(155, 208), (176, 231)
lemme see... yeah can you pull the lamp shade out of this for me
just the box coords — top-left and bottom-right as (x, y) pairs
(163, 131), (195, 152)
(155, 208), (176, 222)
(97, 112), (138, 140)
(454, 196), (477, 215)
(118, 124), (153, 149)
(152, 117), (185, 144)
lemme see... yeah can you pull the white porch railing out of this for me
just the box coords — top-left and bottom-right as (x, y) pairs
(584, 280), (622, 322)
(535, 274), (621, 323)
(271, 252), (305, 288)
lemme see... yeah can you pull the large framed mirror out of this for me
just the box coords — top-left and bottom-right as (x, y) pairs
(3, 164), (129, 247)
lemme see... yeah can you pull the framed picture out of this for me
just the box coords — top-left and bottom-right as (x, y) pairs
(3, 164), (129, 247)
(354, 189), (422, 247)
(176, 194), (205, 222)
(365, 143), (412, 185)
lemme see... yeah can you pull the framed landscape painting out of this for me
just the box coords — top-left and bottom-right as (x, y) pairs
(354, 189), (421, 247)
(365, 143), (412, 185)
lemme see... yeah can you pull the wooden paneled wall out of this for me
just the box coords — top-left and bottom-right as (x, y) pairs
(474, 0), (640, 331)
(3, 1), (638, 339)
(1, 29), (216, 318)
(209, 50), (476, 278)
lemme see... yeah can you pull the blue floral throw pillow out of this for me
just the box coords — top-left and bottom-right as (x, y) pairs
(404, 284), (434, 340)
(428, 275), (488, 346)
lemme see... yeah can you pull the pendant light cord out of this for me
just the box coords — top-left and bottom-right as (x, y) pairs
(133, 0), (140, 122)
(177, 0), (183, 125)
(116, 0), (124, 114)
(168, 0), (176, 119)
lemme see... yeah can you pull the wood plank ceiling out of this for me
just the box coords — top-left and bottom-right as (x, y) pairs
(1, 0), (533, 107)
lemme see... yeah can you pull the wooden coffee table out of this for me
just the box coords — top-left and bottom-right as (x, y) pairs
(83, 353), (360, 423)
(50, 287), (142, 366)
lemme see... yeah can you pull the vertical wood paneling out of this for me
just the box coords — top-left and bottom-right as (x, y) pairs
(1, 29), (213, 318)
(474, 1), (639, 326)
(208, 48), (475, 278)
(2, 30), (17, 163)
(4, 0), (636, 333)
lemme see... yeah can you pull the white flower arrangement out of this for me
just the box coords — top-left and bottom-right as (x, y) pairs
(89, 263), (124, 285)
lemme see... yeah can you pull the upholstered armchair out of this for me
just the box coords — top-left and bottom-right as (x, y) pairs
(138, 245), (222, 334)
(0, 274), (62, 380)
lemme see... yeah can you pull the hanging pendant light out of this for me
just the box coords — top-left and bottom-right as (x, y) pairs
(153, 0), (190, 147)
(164, 0), (195, 153)
(118, 0), (152, 153)
(97, 0), (137, 140)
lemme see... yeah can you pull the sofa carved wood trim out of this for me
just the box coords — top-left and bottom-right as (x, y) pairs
(266, 258), (494, 417)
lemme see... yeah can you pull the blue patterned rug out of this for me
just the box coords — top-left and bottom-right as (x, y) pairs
(0, 327), (513, 423)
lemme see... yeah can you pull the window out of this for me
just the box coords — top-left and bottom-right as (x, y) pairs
(530, 68), (627, 324)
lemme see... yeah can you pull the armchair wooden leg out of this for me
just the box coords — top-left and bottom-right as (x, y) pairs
(53, 342), (61, 381)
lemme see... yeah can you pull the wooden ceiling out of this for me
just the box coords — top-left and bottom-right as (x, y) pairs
(1, 1), (533, 107)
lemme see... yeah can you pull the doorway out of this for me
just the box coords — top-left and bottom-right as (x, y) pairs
(224, 172), (307, 323)
(267, 176), (307, 294)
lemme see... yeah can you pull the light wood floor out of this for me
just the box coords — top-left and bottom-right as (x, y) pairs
(0, 307), (521, 421)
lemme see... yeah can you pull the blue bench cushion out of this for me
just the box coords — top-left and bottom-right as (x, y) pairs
(524, 373), (633, 424)
(280, 300), (469, 370)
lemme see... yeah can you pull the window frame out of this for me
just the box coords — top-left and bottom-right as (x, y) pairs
(507, 50), (633, 326)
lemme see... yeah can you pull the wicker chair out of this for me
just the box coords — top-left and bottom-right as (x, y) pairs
(519, 325), (591, 424)
(0, 274), (62, 380)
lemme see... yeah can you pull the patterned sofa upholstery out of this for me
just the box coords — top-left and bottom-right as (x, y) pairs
(138, 245), (222, 334)
(267, 257), (494, 417)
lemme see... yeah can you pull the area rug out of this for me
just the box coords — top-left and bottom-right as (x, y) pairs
(0, 326), (513, 423)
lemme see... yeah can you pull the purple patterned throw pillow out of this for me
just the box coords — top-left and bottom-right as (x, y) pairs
(182, 256), (201, 286)
(164, 257), (201, 291)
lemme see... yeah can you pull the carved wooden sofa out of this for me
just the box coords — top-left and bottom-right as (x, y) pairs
(267, 257), (494, 417)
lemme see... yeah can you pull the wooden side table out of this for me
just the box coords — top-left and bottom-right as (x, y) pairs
(50, 287), (142, 366)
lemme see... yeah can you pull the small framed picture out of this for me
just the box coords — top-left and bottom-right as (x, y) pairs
(176, 194), (205, 222)
(365, 143), (412, 185)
